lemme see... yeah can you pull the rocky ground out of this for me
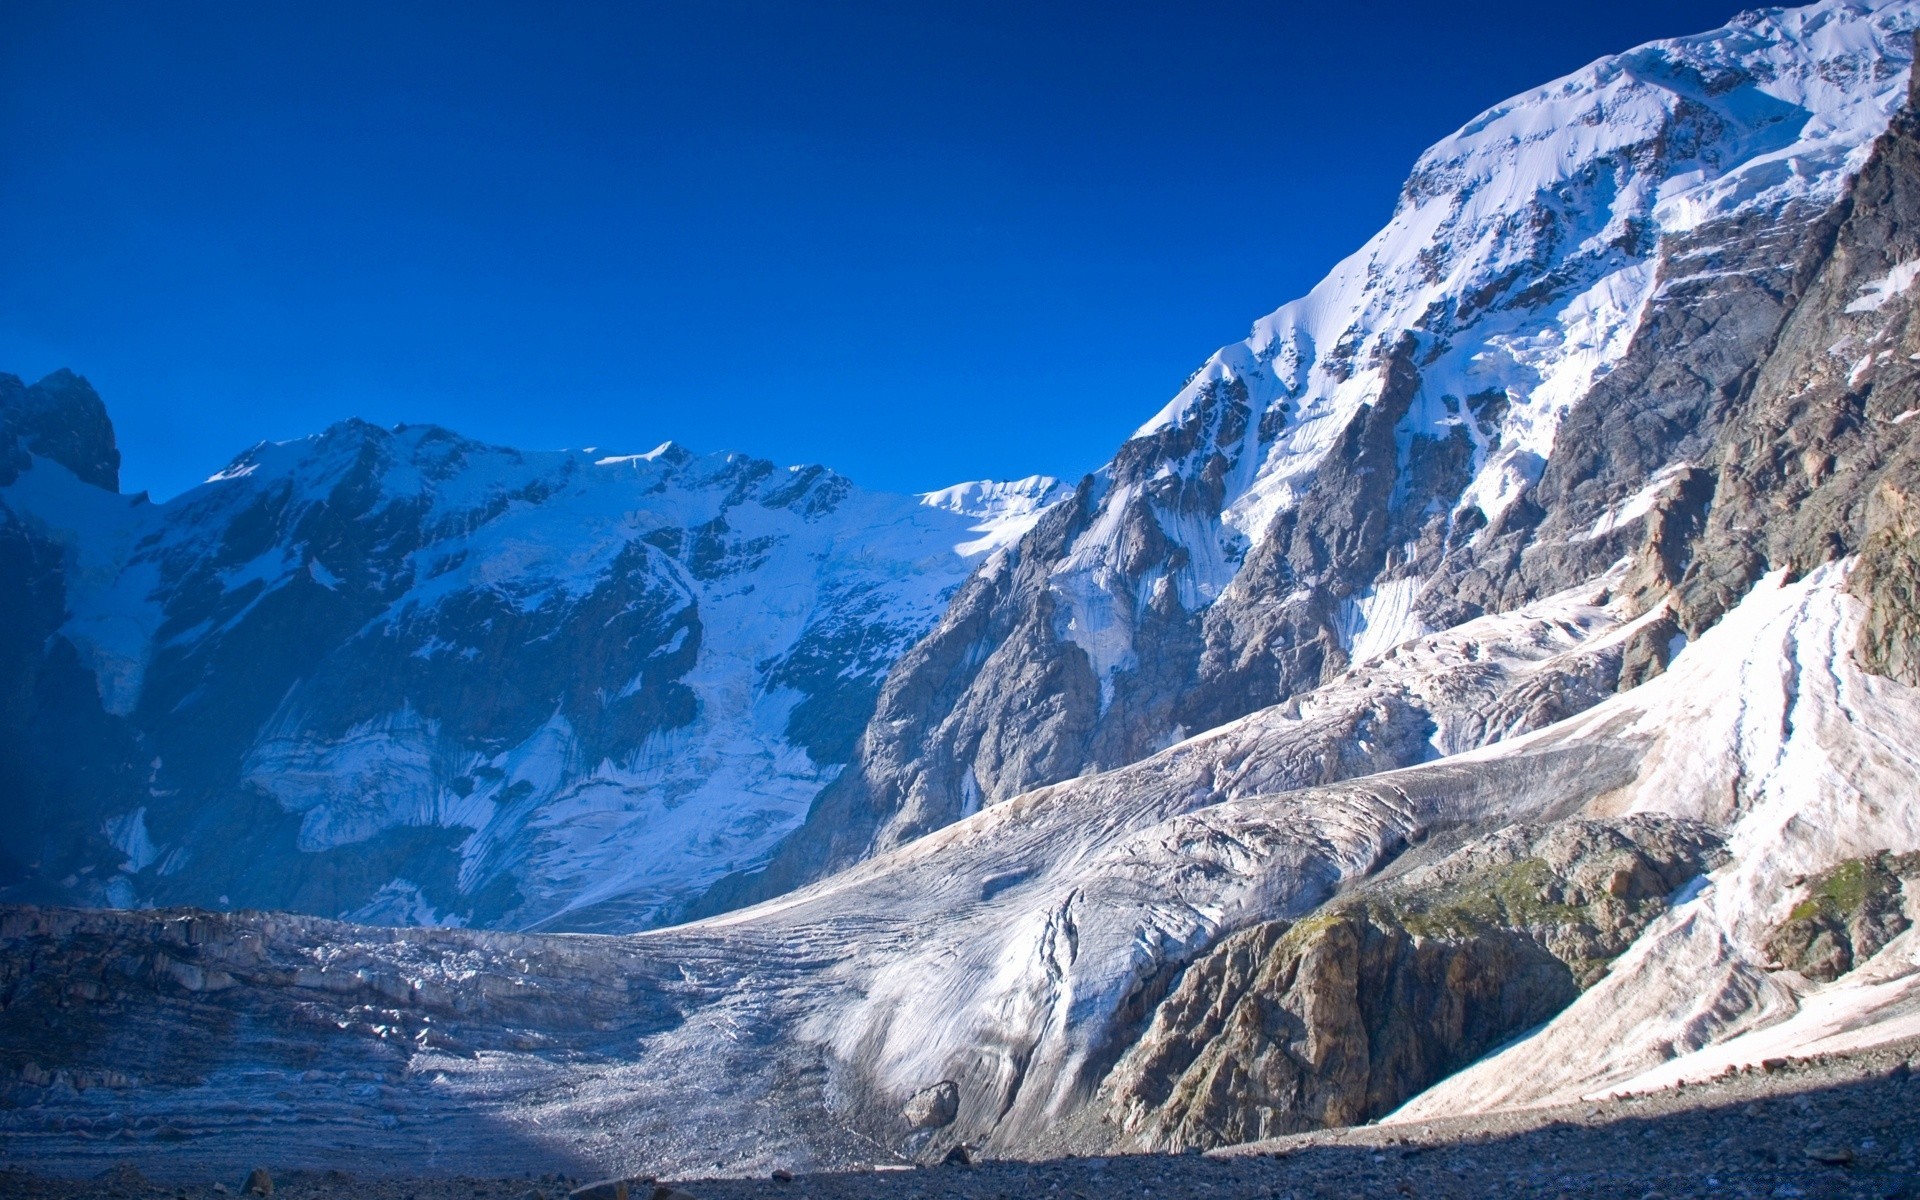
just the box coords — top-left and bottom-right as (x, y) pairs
(3, 1037), (1914, 1200)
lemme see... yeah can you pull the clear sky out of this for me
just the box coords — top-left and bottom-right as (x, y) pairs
(2, 0), (1755, 501)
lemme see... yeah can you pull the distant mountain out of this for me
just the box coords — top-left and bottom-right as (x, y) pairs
(0, 375), (1064, 929)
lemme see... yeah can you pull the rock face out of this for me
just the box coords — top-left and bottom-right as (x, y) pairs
(0, 370), (120, 491)
(0, 393), (1063, 930)
(1765, 851), (1920, 982)
(1083, 818), (1725, 1151)
(705, 3), (1920, 913)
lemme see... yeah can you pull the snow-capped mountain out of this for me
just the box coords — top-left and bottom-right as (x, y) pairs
(0, 377), (1064, 929)
(6, 0), (1920, 1183)
(710, 0), (1920, 909)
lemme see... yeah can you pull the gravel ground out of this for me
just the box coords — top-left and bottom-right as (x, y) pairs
(3, 1038), (1915, 1200)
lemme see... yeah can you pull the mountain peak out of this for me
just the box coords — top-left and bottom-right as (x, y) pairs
(0, 369), (121, 491)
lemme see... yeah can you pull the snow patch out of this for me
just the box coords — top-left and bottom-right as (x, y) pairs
(1575, 462), (1697, 543)
(1845, 259), (1920, 312)
(101, 808), (158, 874)
(1336, 577), (1426, 664)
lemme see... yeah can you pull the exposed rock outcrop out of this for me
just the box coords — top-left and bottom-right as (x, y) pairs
(1080, 818), (1723, 1151)
(1765, 851), (1920, 982)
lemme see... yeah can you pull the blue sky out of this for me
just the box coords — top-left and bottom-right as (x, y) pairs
(2, 0), (1753, 500)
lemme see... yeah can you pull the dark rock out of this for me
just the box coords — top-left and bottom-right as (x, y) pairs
(1804, 1143), (1855, 1165)
(0, 369), (120, 491)
(1854, 477), (1920, 686)
(243, 1167), (273, 1196)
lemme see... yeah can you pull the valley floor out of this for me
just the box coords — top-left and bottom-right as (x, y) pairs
(4, 1038), (1914, 1200)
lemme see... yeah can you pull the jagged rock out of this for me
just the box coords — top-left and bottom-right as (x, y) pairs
(1854, 478), (1920, 685)
(1084, 818), (1724, 1151)
(242, 1166), (273, 1196)
(903, 1080), (960, 1129)
(1765, 852), (1920, 981)
(570, 1179), (634, 1200)
(0, 369), (120, 491)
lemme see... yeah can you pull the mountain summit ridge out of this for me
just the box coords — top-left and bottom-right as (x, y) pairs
(0, 385), (1064, 929)
(699, 0), (1920, 913)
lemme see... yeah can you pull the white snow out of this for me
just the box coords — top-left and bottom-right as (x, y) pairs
(1335, 576), (1426, 664)
(1845, 258), (1920, 311)
(1574, 461), (1697, 542)
(101, 808), (158, 874)
(919, 475), (1069, 556)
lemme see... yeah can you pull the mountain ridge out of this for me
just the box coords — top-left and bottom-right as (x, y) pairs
(0, 380), (1063, 929)
(699, 0), (1920, 915)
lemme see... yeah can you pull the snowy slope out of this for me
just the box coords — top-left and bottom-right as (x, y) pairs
(1394, 562), (1920, 1117)
(0, 398), (1062, 930)
(1107, 0), (1916, 649)
(11, 558), (1914, 1182)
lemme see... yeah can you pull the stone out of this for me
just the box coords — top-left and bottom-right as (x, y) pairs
(942, 1144), (975, 1166)
(243, 1168), (273, 1197)
(570, 1181), (633, 1200)
(904, 1080), (961, 1129)
(1803, 1143), (1855, 1166)
(771, 1169), (793, 1183)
